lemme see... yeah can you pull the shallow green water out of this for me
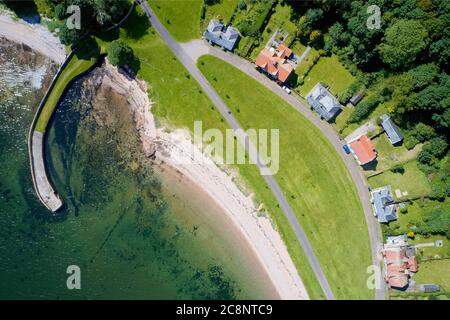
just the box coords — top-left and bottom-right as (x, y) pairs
(0, 42), (272, 299)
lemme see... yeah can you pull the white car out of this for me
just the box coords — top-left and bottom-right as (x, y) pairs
(282, 86), (291, 94)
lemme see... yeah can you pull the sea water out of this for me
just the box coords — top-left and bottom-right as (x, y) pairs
(0, 39), (274, 299)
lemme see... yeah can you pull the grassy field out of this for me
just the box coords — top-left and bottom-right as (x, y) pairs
(148, 0), (203, 42)
(368, 161), (432, 200)
(34, 51), (98, 133)
(201, 0), (238, 29)
(116, 8), (326, 299)
(371, 134), (422, 173)
(414, 259), (450, 291)
(298, 54), (355, 96)
(198, 55), (373, 299)
(412, 235), (450, 259)
(295, 46), (319, 78)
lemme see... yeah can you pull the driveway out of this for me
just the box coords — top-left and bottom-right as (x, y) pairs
(345, 120), (377, 143)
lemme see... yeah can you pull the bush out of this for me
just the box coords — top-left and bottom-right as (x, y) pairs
(400, 206), (408, 214)
(107, 40), (140, 73)
(238, 0), (247, 11)
(338, 88), (354, 105)
(348, 95), (380, 123)
(429, 183), (447, 201)
(58, 23), (83, 46)
(108, 40), (134, 66)
(425, 137), (448, 158)
(417, 150), (433, 164)
(415, 123), (436, 142)
(391, 164), (405, 174)
(54, 3), (67, 20)
(404, 134), (420, 150)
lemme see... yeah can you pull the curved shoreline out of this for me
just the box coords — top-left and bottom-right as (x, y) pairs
(0, 14), (66, 64)
(1, 13), (309, 299)
(97, 61), (309, 299)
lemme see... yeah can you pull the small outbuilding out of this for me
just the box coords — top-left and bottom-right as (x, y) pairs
(349, 90), (366, 106)
(419, 284), (440, 293)
(380, 114), (403, 145)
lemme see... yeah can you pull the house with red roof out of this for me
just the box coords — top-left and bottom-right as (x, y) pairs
(382, 235), (418, 290)
(255, 44), (294, 84)
(348, 134), (377, 166)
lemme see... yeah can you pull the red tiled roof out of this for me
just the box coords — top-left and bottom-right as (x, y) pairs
(384, 249), (405, 264)
(407, 256), (418, 272)
(255, 48), (293, 84)
(383, 246), (418, 289)
(277, 44), (293, 58)
(386, 273), (408, 288)
(349, 135), (377, 165)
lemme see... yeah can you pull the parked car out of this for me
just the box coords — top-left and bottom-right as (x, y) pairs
(282, 86), (291, 94)
(343, 144), (351, 154)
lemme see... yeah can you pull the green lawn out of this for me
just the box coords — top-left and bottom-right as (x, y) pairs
(201, 0), (238, 30)
(198, 55), (373, 299)
(330, 105), (352, 134)
(148, 0), (203, 42)
(117, 8), (325, 299)
(295, 46), (319, 78)
(34, 52), (98, 133)
(412, 235), (450, 259)
(368, 161), (432, 200)
(298, 54), (355, 96)
(371, 134), (422, 173)
(414, 259), (450, 291)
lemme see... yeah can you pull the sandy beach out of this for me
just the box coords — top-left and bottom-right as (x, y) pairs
(98, 63), (309, 299)
(1, 13), (309, 300)
(0, 13), (66, 64)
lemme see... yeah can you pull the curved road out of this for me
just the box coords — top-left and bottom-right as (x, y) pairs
(139, 1), (384, 300)
(199, 46), (385, 300)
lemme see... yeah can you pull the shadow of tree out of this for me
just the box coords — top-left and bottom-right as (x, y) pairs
(2, 0), (41, 24)
(96, 27), (121, 44)
(74, 36), (101, 60)
(287, 71), (298, 88)
(120, 6), (151, 40)
(129, 55), (141, 74)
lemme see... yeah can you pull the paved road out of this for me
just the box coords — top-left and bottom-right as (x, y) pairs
(139, 1), (335, 300)
(191, 44), (386, 300)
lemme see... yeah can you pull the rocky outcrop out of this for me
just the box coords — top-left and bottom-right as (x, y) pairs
(84, 61), (157, 158)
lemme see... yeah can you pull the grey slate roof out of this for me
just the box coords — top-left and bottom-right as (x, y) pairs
(206, 19), (223, 33)
(380, 114), (403, 145)
(204, 19), (240, 51)
(371, 186), (398, 223)
(306, 83), (342, 121)
(349, 90), (366, 106)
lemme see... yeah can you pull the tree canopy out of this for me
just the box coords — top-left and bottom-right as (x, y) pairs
(378, 19), (429, 70)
